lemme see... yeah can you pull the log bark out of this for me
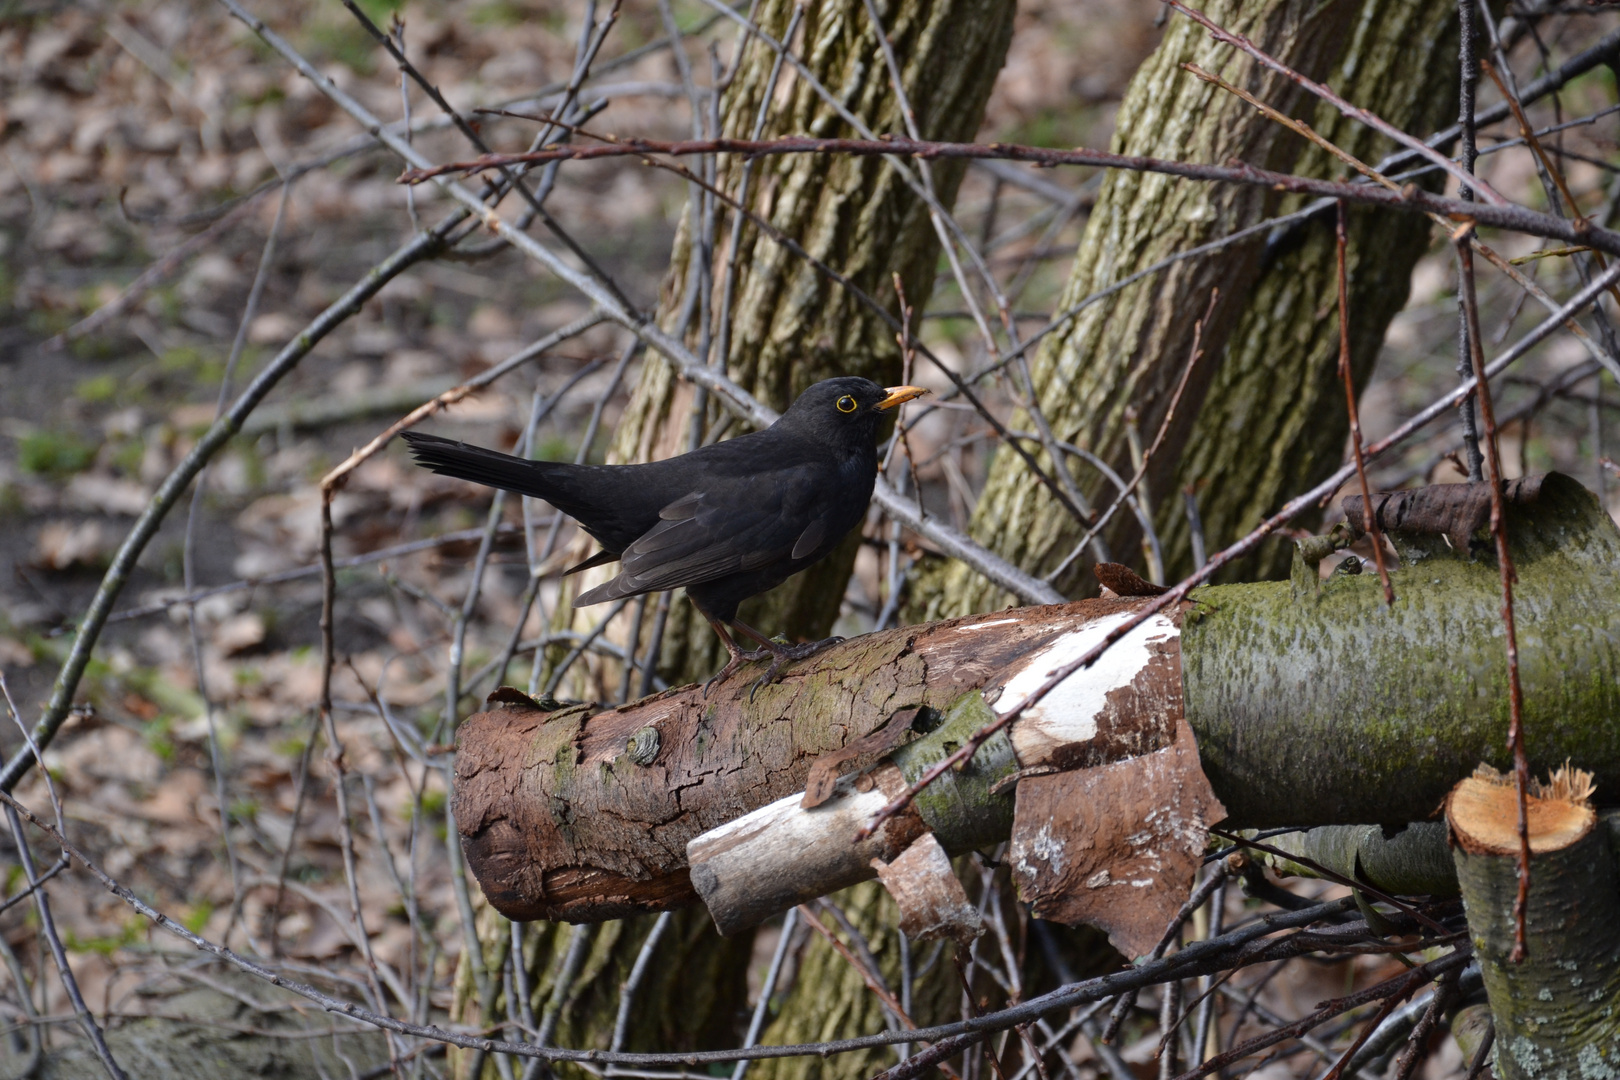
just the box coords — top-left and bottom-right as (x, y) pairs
(1184, 473), (1620, 826)
(457, 598), (1167, 921)
(456, 474), (1620, 927)
(1247, 822), (1458, 898)
(909, 0), (1361, 620)
(549, 0), (1017, 696)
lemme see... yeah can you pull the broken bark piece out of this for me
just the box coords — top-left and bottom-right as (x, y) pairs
(802, 706), (925, 810)
(1445, 763), (1620, 1076)
(1093, 562), (1169, 597)
(1342, 473), (1547, 554)
(686, 655), (1184, 938)
(1008, 719), (1226, 959)
(993, 610), (1181, 774)
(871, 833), (983, 945)
(484, 686), (542, 709)
(689, 762), (927, 937)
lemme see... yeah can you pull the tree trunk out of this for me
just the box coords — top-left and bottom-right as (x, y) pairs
(1446, 769), (1620, 1076)
(749, 883), (957, 1080)
(451, 900), (754, 1080)
(1159, 0), (1462, 583)
(910, 0), (1452, 620)
(552, 0), (1017, 695)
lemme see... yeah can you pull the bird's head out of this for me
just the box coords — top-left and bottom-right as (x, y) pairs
(775, 376), (929, 450)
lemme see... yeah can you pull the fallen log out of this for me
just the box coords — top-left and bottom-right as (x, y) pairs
(453, 473), (1620, 932)
(454, 598), (1180, 922)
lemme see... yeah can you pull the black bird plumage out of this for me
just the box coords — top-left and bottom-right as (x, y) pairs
(400, 376), (927, 689)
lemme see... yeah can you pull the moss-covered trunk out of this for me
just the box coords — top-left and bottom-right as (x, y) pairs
(551, 0), (1017, 694)
(912, 0), (1460, 619)
(1160, 0), (1463, 583)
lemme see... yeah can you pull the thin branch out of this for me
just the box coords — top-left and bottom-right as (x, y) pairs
(396, 133), (1620, 261)
(4, 805), (127, 1079)
(1336, 202), (1394, 606)
(1456, 225), (1532, 962)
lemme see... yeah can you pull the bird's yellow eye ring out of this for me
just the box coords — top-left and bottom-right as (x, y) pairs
(836, 394), (858, 413)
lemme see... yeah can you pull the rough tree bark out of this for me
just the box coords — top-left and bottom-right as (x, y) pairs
(909, 0), (1459, 618)
(910, 0), (1359, 618)
(1159, 0), (1463, 583)
(550, 0), (1018, 695)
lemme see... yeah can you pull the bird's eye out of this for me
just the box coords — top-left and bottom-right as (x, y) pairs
(836, 395), (857, 413)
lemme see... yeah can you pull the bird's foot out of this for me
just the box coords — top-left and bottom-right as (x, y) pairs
(701, 647), (774, 698)
(746, 636), (845, 701)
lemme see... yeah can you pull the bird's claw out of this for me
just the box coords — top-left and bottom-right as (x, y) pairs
(745, 636), (845, 702)
(707, 637), (846, 700)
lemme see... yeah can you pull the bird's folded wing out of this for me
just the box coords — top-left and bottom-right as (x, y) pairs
(574, 474), (825, 605)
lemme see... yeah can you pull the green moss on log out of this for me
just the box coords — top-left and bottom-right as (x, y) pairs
(1183, 474), (1620, 827)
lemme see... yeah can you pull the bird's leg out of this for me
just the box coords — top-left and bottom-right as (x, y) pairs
(701, 617), (769, 697)
(730, 620), (845, 695)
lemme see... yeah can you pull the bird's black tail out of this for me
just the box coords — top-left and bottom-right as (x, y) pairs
(400, 431), (568, 503)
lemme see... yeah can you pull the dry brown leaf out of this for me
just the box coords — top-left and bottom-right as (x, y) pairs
(31, 519), (113, 570)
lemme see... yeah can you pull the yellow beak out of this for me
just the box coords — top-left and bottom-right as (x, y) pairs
(875, 385), (929, 411)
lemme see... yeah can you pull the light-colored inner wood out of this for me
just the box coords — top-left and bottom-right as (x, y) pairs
(1446, 766), (1596, 856)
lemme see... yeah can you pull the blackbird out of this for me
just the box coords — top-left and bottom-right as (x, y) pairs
(400, 376), (927, 689)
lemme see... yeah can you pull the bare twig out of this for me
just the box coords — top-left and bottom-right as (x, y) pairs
(1456, 225), (1532, 962)
(399, 133), (1620, 260)
(731, 909), (800, 1080)
(1335, 202), (1393, 606)
(4, 805), (127, 1079)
